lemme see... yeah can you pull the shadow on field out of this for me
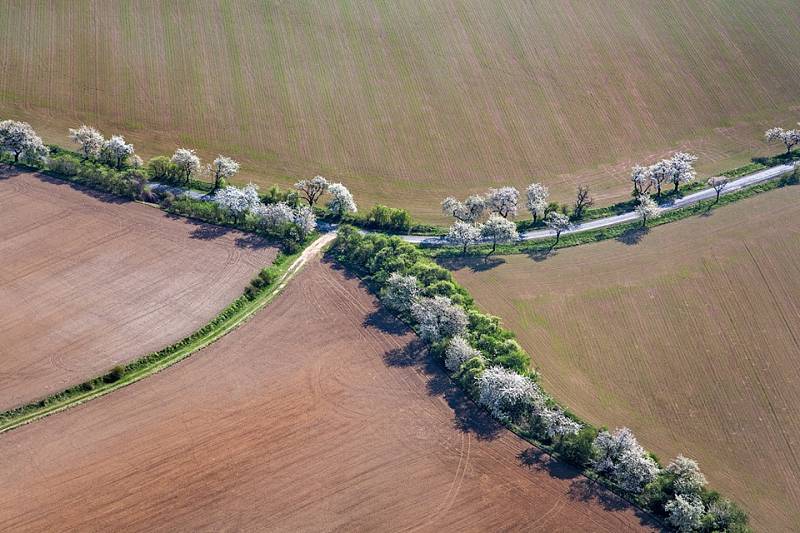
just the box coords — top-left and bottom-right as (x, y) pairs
(436, 255), (506, 272)
(0, 164), (21, 180)
(34, 172), (129, 204)
(616, 226), (649, 246)
(517, 447), (578, 480)
(527, 248), (555, 262)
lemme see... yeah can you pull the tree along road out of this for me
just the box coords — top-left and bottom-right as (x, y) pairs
(402, 162), (796, 245)
(151, 162), (796, 246)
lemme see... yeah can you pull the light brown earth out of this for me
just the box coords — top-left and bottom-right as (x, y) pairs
(450, 186), (800, 532)
(0, 258), (658, 532)
(0, 169), (276, 411)
(0, 1), (798, 221)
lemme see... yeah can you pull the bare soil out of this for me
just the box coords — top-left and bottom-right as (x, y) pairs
(451, 186), (800, 532)
(0, 257), (656, 532)
(0, 169), (276, 410)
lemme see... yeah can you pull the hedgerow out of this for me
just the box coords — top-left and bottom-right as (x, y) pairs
(330, 226), (750, 532)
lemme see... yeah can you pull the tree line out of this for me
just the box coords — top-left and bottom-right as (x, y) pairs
(330, 227), (749, 532)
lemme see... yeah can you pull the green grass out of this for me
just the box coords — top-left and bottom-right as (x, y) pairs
(0, 242), (315, 433)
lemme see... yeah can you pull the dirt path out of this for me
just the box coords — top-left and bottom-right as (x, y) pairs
(0, 257), (657, 532)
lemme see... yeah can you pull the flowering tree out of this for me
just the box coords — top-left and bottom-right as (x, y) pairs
(293, 206), (317, 238)
(447, 221), (481, 254)
(648, 159), (672, 198)
(68, 125), (104, 159)
(544, 211), (571, 246)
(666, 455), (707, 495)
(635, 194), (661, 226)
(0, 120), (47, 163)
(444, 335), (481, 372)
(171, 148), (201, 185)
(667, 152), (698, 193)
(102, 135), (135, 168)
(707, 176), (729, 203)
(477, 366), (545, 423)
(382, 273), (420, 314)
(486, 187), (519, 218)
(215, 183), (261, 222)
(631, 165), (652, 195)
(441, 194), (485, 223)
(765, 126), (800, 155)
(665, 494), (705, 532)
(210, 155), (240, 192)
(539, 407), (581, 441)
(525, 182), (549, 223)
(410, 295), (467, 343)
(294, 175), (329, 206)
(254, 201), (294, 227)
(480, 214), (518, 257)
(593, 427), (660, 493)
(326, 182), (357, 216)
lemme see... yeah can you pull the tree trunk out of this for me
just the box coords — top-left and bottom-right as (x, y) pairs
(555, 232), (561, 245)
(656, 183), (662, 198)
(715, 190), (721, 203)
(674, 181), (680, 193)
(486, 240), (497, 257)
(13, 151), (19, 163)
(462, 242), (468, 255)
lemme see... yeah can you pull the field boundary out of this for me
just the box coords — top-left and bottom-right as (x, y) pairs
(0, 233), (333, 434)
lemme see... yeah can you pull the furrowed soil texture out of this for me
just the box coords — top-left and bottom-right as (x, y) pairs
(449, 186), (800, 532)
(0, 169), (276, 411)
(0, 258), (657, 532)
(0, 1), (798, 221)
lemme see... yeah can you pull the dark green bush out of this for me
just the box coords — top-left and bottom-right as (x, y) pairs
(103, 365), (125, 383)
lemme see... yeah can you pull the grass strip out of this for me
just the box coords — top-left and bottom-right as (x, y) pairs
(0, 237), (323, 434)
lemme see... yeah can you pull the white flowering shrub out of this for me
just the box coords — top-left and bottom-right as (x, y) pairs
(635, 194), (661, 226)
(382, 273), (420, 314)
(171, 148), (201, 184)
(101, 135), (135, 168)
(444, 335), (480, 372)
(525, 182), (549, 221)
(593, 427), (659, 493)
(327, 182), (357, 215)
(666, 455), (707, 495)
(69, 125), (104, 159)
(0, 120), (47, 163)
(210, 155), (240, 191)
(539, 407), (581, 440)
(442, 194), (485, 223)
(447, 221), (481, 254)
(477, 366), (545, 423)
(665, 494), (705, 532)
(486, 186), (519, 218)
(410, 295), (467, 343)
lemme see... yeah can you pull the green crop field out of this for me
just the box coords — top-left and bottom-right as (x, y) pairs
(0, 1), (798, 221)
(451, 186), (800, 532)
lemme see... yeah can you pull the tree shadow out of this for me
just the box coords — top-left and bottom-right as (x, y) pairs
(527, 247), (555, 262)
(233, 232), (273, 250)
(517, 447), (580, 480)
(364, 309), (410, 338)
(437, 255), (506, 272)
(34, 172), (129, 204)
(0, 164), (20, 180)
(616, 226), (649, 246)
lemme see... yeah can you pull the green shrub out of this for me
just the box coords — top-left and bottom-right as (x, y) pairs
(103, 365), (125, 383)
(48, 154), (81, 176)
(556, 425), (598, 467)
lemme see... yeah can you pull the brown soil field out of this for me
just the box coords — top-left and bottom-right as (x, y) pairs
(0, 1), (798, 221)
(0, 258), (657, 532)
(450, 186), (800, 531)
(0, 169), (276, 411)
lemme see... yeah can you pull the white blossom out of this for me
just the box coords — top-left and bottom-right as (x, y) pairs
(480, 214), (518, 255)
(171, 148), (201, 184)
(0, 120), (47, 163)
(635, 194), (661, 226)
(486, 186), (519, 218)
(68, 125), (104, 159)
(294, 175), (329, 206)
(130, 154), (144, 168)
(631, 165), (652, 195)
(477, 366), (545, 423)
(215, 183), (261, 220)
(447, 221), (481, 254)
(293, 206), (317, 237)
(102, 135), (134, 168)
(765, 126), (800, 154)
(254, 201), (294, 227)
(444, 336), (481, 372)
(382, 273), (420, 314)
(525, 183), (549, 221)
(593, 427), (660, 493)
(410, 295), (467, 343)
(442, 194), (485, 223)
(665, 494), (705, 532)
(539, 407), (581, 440)
(327, 182), (357, 215)
(667, 152), (698, 191)
(210, 155), (240, 190)
(667, 455), (707, 495)
(544, 211), (571, 245)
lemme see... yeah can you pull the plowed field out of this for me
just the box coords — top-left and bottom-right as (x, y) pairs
(0, 258), (657, 532)
(451, 186), (800, 531)
(0, 1), (798, 220)
(0, 169), (276, 410)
